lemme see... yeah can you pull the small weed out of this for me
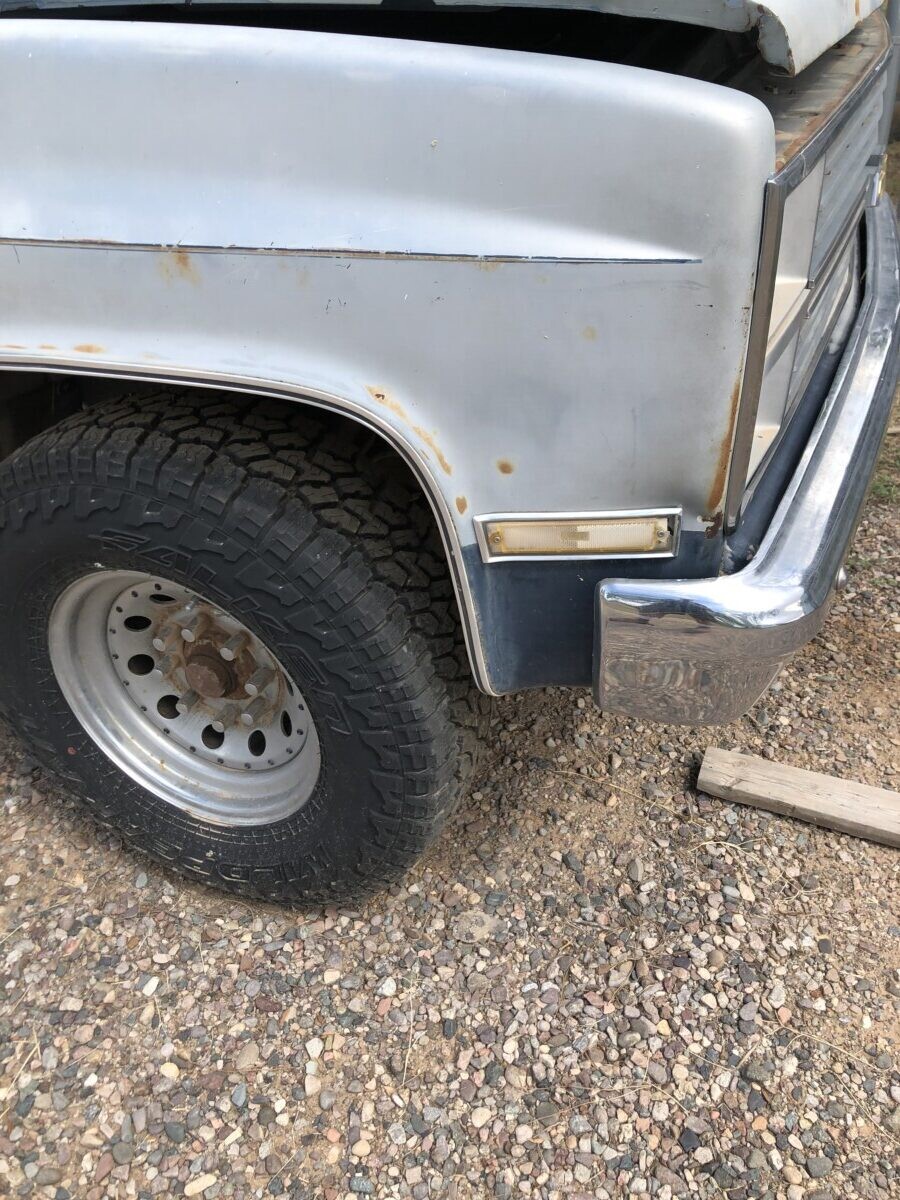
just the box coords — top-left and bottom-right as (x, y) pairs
(871, 434), (900, 505)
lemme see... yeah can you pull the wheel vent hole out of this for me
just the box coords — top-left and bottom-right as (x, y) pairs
(124, 615), (152, 632)
(157, 695), (179, 719)
(149, 593), (176, 605)
(280, 711), (292, 738)
(202, 725), (225, 750)
(127, 654), (155, 676)
(248, 730), (266, 757)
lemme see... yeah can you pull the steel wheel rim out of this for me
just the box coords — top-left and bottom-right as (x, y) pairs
(48, 570), (321, 826)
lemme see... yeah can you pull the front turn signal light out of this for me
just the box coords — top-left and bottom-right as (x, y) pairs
(475, 511), (679, 562)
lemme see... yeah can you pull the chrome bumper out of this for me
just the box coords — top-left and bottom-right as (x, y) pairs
(594, 198), (900, 725)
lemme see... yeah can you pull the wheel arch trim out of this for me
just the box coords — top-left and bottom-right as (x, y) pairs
(0, 354), (497, 696)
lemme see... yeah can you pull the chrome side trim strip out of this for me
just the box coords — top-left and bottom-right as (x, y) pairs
(724, 179), (785, 531)
(595, 198), (900, 726)
(0, 237), (699, 268)
(0, 354), (499, 696)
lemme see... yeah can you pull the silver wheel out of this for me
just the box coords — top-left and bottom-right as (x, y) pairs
(48, 571), (321, 826)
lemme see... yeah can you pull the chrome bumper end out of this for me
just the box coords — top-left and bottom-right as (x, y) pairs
(594, 198), (900, 725)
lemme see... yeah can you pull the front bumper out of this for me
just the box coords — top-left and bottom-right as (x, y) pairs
(594, 197), (900, 725)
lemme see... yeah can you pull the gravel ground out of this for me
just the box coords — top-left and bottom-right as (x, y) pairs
(1, 461), (898, 1200)
(2, 232), (900, 1200)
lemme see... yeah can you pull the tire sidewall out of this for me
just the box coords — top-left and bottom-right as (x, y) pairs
(0, 454), (441, 898)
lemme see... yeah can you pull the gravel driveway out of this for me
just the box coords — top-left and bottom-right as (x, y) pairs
(1, 447), (898, 1200)
(2, 378), (900, 1198)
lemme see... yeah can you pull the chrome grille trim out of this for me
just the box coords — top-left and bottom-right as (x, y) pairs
(811, 87), (884, 277)
(725, 14), (892, 531)
(789, 235), (860, 414)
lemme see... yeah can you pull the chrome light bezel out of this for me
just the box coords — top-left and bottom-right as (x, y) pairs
(473, 508), (682, 563)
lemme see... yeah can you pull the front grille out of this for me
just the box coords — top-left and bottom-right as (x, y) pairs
(789, 234), (861, 413)
(727, 10), (892, 517)
(811, 84), (884, 278)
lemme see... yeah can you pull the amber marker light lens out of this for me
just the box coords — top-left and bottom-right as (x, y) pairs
(483, 515), (674, 558)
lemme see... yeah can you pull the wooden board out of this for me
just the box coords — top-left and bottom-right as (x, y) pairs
(698, 748), (900, 848)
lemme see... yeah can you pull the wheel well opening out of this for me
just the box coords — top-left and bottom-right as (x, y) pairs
(0, 370), (434, 507)
(0, 371), (83, 461)
(0, 371), (481, 688)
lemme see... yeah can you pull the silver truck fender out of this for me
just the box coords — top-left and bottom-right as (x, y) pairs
(0, 19), (774, 692)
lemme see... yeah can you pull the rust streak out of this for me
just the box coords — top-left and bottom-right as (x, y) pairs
(496, 459), (515, 475)
(73, 343), (104, 354)
(455, 496), (468, 515)
(38, 343), (56, 350)
(367, 386), (412, 425)
(777, 97), (849, 171)
(767, 17), (887, 170)
(703, 378), (742, 537)
(158, 248), (200, 285)
(0, 343), (27, 350)
(412, 425), (452, 475)
(367, 386), (452, 474)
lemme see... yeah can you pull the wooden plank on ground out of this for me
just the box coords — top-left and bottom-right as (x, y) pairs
(698, 748), (900, 849)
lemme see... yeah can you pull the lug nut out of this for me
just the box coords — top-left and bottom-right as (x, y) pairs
(240, 696), (268, 727)
(219, 633), (247, 662)
(244, 667), (274, 698)
(179, 615), (204, 644)
(175, 689), (200, 714)
(151, 655), (175, 679)
(211, 704), (240, 734)
(172, 600), (204, 644)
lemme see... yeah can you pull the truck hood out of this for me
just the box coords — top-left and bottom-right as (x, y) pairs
(603, 0), (883, 74)
(439, 0), (884, 75)
(1, 0), (883, 75)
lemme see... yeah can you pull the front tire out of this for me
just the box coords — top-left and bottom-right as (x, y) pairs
(0, 391), (484, 903)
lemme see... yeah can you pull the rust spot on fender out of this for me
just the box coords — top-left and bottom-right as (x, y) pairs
(38, 343), (56, 350)
(367, 386), (412, 425)
(412, 425), (452, 475)
(455, 496), (468, 515)
(366, 387), (452, 474)
(0, 343), (27, 350)
(582, 326), (597, 341)
(73, 343), (104, 354)
(158, 248), (200, 285)
(702, 378), (742, 537)
(703, 510), (724, 541)
(496, 459), (515, 475)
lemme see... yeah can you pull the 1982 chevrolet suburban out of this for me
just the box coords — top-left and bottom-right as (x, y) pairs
(0, 0), (897, 901)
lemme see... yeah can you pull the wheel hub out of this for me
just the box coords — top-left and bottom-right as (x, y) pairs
(48, 570), (322, 826)
(184, 651), (233, 699)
